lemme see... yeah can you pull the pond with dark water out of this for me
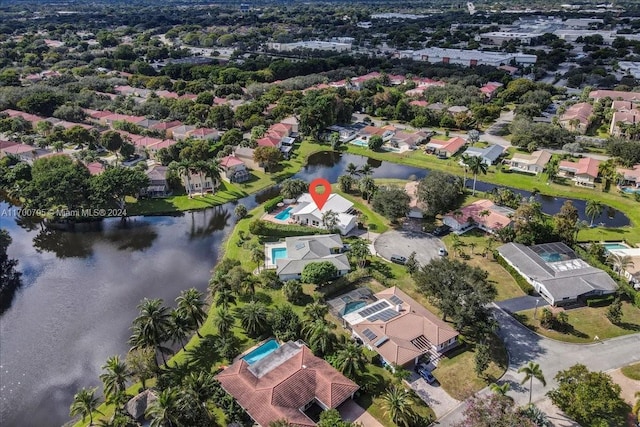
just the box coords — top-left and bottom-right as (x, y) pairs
(0, 151), (630, 426)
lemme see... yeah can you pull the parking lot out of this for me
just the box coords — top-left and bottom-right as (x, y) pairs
(374, 229), (445, 266)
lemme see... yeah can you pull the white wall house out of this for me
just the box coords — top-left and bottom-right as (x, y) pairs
(290, 193), (357, 235)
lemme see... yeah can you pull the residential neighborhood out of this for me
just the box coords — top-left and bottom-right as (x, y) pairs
(1, 1), (640, 427)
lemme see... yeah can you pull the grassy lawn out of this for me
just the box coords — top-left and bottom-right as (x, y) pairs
(339, 143), (640, 244)
(334, 185), (391, 233)
(433, 333), (508, 400)
(621, 362), (640, 381)
(441, 229), (525, 301)
(514, 302), (640, 343)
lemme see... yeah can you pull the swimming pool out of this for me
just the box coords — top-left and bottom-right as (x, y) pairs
(539, 252), (562, 262)
(623, 187), (640, 194)
(343, 300), (367, 315)
(603, 243), (630, 251)
(242, 339), (280, 365)
(351, 139), (368, 147)
(275, 207), (293, 220)
(271, 247), (288, 261)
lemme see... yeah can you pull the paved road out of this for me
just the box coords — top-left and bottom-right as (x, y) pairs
(435, 306), (640, 426)
(495, 295), (549, 313)
(374, 229), (444, 266)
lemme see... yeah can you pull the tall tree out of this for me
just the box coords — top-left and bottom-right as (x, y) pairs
(553, 200), (579, 245)
(175, 288), (207, 339)
(381, 386), (416, 427)
(69, 387), (102, 426)
(321, 209), (339, 230)
(90, 167), (149, 211)
(607, 253), (634, 277)
(253, 146), (282, 172)
(0, 229), (22, 314)
(100, 355), (132, 407)
(547, 364), (626, 427)
(214, 307), (235, 337)
(585, 200), (604, 227)
(167, 310), (191, 351)
(303, 319), (337, 356)
(332, 342), (367, 380)
(280, 178), (307, 199)
(346, 162), (360, 178)
(125, 347), (155, 390)
(464, 155), (488, 195)
(417, 171), (463, 216)
(359, 176), (377, 202)
(349, 238), (370, 269)
(129, 298), (172, 367)
(100, 131), (125, 164)
(454, 393), (535, 427)
(146, 388), (181, 427)
(518, 361), (546, 404)
(236, 300), (270, 338)
(303, 300), (329, 322)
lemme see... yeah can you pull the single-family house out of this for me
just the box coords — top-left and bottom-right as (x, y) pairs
(257, 134), (281, 149)
(219, 155), (250, 183)
(606, 247), (640, 286)
(405, 181), (424, 218)
(617, 164), (640, 188)
(461, 144), (505, 165)
(143, 164), (170, 197)
(508, 150), (552, 175)
(390, 131), (429, 151)
(216, 340), (359, 427)
(289, 193), (358, 235)
(234, 146), (259, 170)
(589, 90), (640, 103)
(609, 109), (640, 137)
(150, 121), (183, 138)
(345, 287), (459, 369)
(447, 105), (469, 115)
(170, 125), (197, 141)
(480, 81), (503, 98)
(180, 170), (217, 195)
(85, 161), (105, 176)
(351, 72), (382, 89)
(497, 242), (618, 306)
(443, 199), (513, 234)
(0, 143), (38, 163)
(559, 102), (593, 134)
(188, 127), (219, 141)
(426, 136), (466, 158)
(426, 102), (447, 112)
(146, 139), (178, 157)
(265, 234), (351, 281)
(409, 100), (429, 108)
(558, 157), (600, 187)
(135, 118), (160, 129)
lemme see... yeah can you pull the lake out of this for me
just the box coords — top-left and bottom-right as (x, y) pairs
(0, 151), (631, 426)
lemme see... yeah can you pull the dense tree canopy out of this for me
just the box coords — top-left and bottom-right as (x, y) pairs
(417, 171), (463, 216)
(371, 186), (410, 222)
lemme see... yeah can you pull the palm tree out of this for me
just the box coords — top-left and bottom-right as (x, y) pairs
(333, 342), (367, 379)
(359, 163), (373, 176)
(175, 288), (206, 339)
(167, 310), (191, 351)
(381, 386), (415, 427)
(70, 387), (102, 426)
(146, 388), (180, 427)
(215, 288), (236, 309)
(208, 275), (231, 299)
(99, 355), (131, 407)
(214, 307), (235, 337)
(237, 300), (270, 337)
(304, 300), (329, 322)
(205, 159), (221, 191)
(321, 209), (339, 230)
(607, 253), (635, 277)
(175, 160), (194, 196)
(346, 162), (360, 177)
(489, 382), (511, 396)
(182, 371), (217, 421)
(129, 298), (172, 366)
(465, 155), (488, 195)
(359, 177), (377, 202)
(585, 200), (604, 227)
(303, 319), (337, 356)
(518, 361), (546, 404)
(349, 238), (370, 268)
(460, 154), (470, 190)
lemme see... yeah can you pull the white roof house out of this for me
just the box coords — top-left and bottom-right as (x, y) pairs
(290, 193), (357, 235)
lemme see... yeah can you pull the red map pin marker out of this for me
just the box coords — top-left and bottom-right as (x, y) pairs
(309, 178), (331, 210)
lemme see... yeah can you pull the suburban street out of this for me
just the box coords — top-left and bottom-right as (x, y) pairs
(434, 306), (640, 426)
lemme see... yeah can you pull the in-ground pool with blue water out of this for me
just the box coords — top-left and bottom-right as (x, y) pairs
(275, 207), (293, 220)
(242, 339), (280, 365)
(539, 252), (562, 262)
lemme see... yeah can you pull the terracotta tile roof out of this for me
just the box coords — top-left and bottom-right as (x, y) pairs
(611, 101), (635, 112)
(216, 343), (358, 427)
(559, 157), (600, 178)
(150, 121), (183, 131)
(269, 123), (293, 137)
(589, 90), (640, 102)
(612, 110), (640, 126)
(444, 199), (513, 232)
(350, 287), (459, 366)
(409, 100), (429, 107)
(147, 139), (178, 151)
(2, 143), (35, 154)
(219, 155), (245, 168)
(257, 135), (281, 147)
(0, 140), (18, 150)
(85, 161), (105, 176)
(429, 136), (466, 155)
(560, 102), (593, 125)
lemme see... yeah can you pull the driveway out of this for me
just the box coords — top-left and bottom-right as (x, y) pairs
(374, 229), (445, 266)
(436, 306), (640, 426)
(495, 295), (549, 313)
(407, 373), (460, 419)
(338, 399), (384, 427)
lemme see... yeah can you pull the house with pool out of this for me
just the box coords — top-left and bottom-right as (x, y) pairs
(215, 340), (359, 427)
(337, 287), (459, 369)
(497, 242), (619, 306)
(265, 234), (351, 281)
(289, 193), (358, 235)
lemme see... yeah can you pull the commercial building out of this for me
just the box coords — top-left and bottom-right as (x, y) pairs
(396, 47), (537, 67)
(267, 41), (352, 52)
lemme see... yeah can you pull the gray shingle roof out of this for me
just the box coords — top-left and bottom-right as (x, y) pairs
(276, 234), (350, 275)
(497, 242), (618, 301)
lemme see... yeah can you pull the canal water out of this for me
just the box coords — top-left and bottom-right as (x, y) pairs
(0, 151), (631, 426)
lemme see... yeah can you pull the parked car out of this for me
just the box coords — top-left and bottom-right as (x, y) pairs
(432, 225), (451, 236)
(438, 248), (448, 256)
(390, 255), (407, 265)
(418, 367), (436, 384)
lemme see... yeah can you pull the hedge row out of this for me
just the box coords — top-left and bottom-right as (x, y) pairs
(585, 294), (616, 307)
(494, 251), (536, 295)
(264, 196), (284, 213)
(249, 219), (329, 238)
